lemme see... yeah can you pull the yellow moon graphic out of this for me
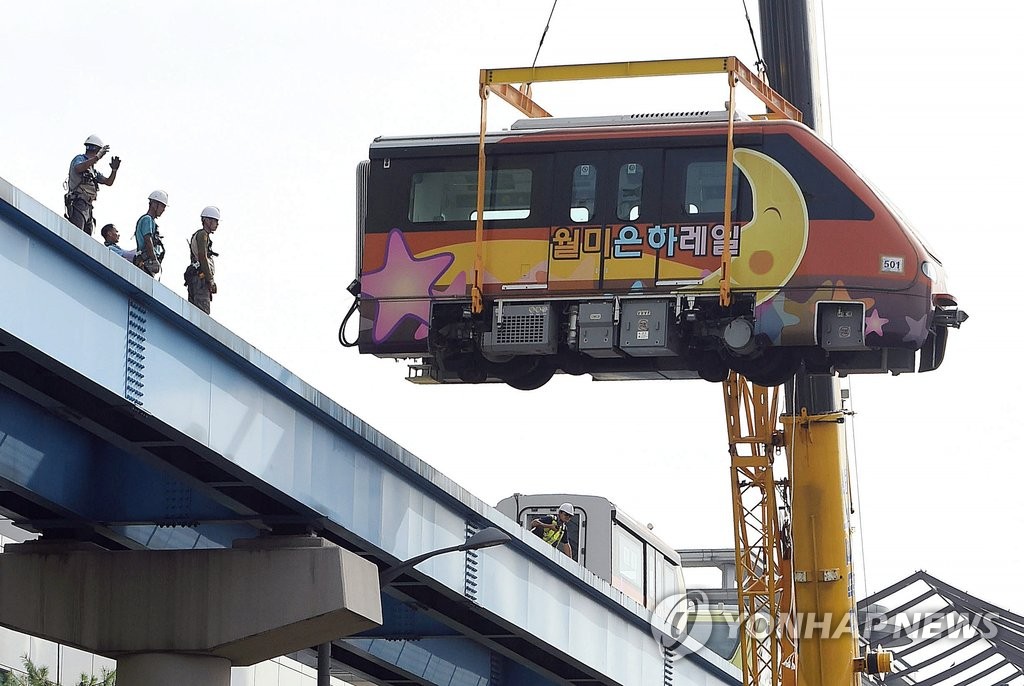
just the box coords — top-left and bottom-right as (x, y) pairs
(692, 148), (809, 303)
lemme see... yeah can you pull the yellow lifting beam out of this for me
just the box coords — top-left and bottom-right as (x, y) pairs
(471, 56), (801, 313)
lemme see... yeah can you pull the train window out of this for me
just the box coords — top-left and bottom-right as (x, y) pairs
(761, 133), (874, 221)
(684, 161), (739, 215)
(657, 555), (675, 599)
(617, 163), (644, 221)
(612, 522), (645, 603)
(571, 164), (598, 222)
(409, 168), (533, 223)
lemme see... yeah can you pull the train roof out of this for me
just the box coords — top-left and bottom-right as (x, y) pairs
(368, 111), (800, 153)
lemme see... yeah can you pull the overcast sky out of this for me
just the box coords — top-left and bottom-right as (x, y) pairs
(2, 1), (1020, 611)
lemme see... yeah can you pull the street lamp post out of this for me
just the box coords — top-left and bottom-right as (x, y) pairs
(316, 527), (511, 685)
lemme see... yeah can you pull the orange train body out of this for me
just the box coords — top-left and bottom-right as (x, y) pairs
(354, 115), (966, 388)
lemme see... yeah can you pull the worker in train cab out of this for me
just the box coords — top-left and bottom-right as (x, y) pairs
(65, 135), (120, 235)
(530, 502), (574, 558)
(184, 206), (220, 314)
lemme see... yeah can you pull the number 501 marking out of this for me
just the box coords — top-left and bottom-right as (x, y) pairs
(880, 256), (904, 273)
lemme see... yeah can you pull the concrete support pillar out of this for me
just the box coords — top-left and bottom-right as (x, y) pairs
(0, 536), (382, 680)
(116, 653), (231, 686)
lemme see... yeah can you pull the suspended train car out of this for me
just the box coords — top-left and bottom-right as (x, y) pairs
(351, 112), (967, 389)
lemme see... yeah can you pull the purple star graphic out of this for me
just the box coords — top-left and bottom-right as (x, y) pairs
(865, 309), (889, 337)
(903, 314), (929, 347)
(432, 270), (467, 298)
(361, 229), (454, 344)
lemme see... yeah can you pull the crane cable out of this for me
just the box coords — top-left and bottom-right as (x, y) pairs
(741, 0), (768, 77)
(524, 0), (559, 93)
(531, 0), (559, 68)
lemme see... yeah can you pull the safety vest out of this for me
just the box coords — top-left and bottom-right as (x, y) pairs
(68, 156), (100, 201)
(538, 517), (566, 548)
(189, 229), (216, 278)
(136, 215), (166, 263)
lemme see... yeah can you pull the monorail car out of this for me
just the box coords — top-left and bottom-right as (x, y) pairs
(353, 112), (967, 388)
(495, 493), (685, 612)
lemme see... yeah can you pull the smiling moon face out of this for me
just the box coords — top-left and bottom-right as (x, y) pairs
(693, 148), (809, 303)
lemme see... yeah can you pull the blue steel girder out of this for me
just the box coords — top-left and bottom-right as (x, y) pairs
(0, 177), (739, 686)
(293, 640), (559, 686)
(0, 383), (236, 526)
(0, 327), (310, 548)
(341, 592), (566, 686)
(338, 637), (559, 686)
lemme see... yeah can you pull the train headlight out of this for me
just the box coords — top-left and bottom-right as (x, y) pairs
(921, 261), (937, 280)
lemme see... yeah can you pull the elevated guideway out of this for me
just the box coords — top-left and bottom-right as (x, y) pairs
(0, 176), (739, 686)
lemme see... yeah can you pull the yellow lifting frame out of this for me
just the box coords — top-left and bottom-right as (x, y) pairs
(471, 56), (801, 313)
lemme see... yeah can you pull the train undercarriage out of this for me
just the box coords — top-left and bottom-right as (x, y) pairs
(405, 294), (964, 390)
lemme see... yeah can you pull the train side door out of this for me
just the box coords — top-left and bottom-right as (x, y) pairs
(548, 151), (609, 293)
(598, 148), (664, 291)
(548, 149), (663, 293)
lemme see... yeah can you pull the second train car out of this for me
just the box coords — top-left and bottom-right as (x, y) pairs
(352, 112), (967, 389)
(495, 493), (685, 612)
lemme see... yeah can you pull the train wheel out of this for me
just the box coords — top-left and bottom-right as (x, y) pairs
(697, 353), (729, 383)
(502, 358), (556, 391)
(733, 350), (800, 387)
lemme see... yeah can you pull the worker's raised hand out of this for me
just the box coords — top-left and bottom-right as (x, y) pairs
(98, 145), (110, 158)
(110, 156), (121, 170)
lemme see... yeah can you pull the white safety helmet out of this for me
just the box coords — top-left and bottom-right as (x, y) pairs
(200, 206), (221, 220)
(83, 134), (104, 148)
(558, 502), (575, 518)
(148, 190), (169, 206)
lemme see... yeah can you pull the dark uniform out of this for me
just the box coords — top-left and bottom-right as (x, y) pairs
(65, 137), (119, 235)
(66, 152), (106, 235)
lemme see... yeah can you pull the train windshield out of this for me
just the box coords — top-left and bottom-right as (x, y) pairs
(520, 506), (585, 565)
(705, 618), (741, 662)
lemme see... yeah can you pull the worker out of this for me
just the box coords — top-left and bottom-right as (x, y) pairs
(185, 206), (220, 314)
(530, 502), (575, 558)
(134, 190), (168, 276)
(99, 224), (137, 261)
(65, 135), (120, 235)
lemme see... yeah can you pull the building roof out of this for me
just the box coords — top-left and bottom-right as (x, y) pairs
(859, 571), (1024, 686)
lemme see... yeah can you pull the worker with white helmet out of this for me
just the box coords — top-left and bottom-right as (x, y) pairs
(529, 502), (575, 558)
(65, 134), (121, 235)
(134, 190), (169, 276)
(184, 205), (221, 314)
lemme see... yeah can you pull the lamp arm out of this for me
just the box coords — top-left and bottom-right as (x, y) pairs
(379, 542), (467, 587)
